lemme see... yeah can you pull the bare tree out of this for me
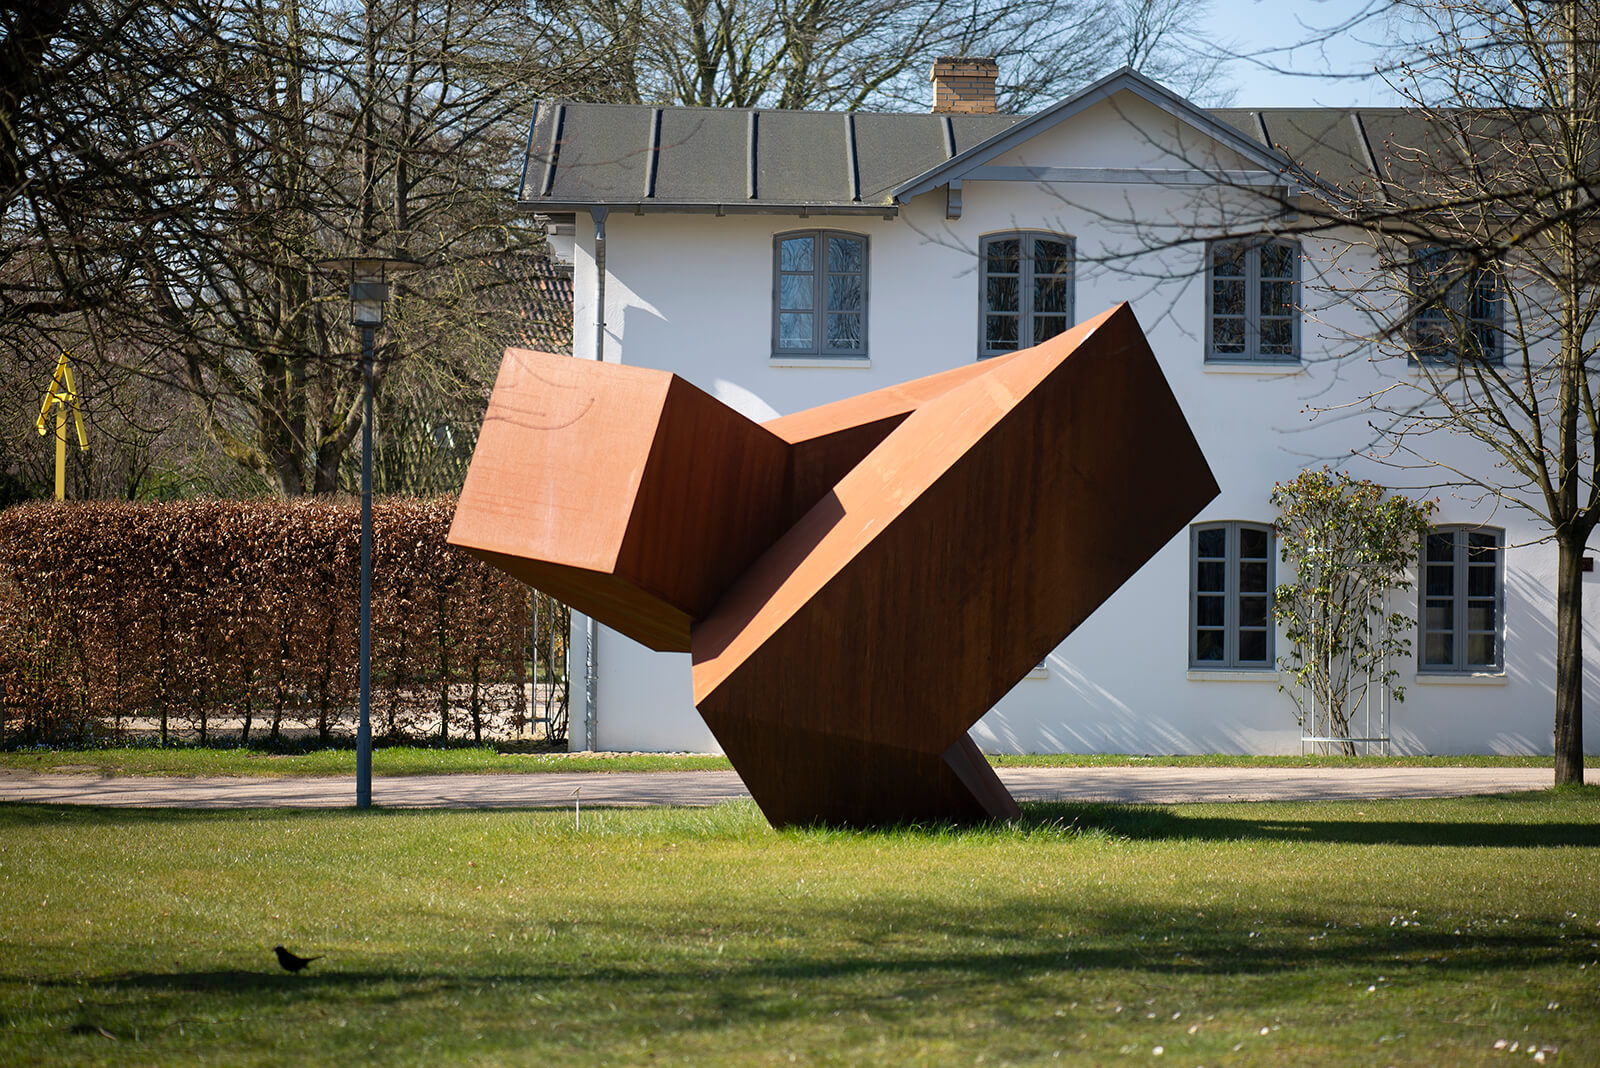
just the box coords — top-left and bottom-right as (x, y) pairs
(4, 0), (604, 497)
(1140, 1), (1597, 782)
(533, 0), (1228, 112)
(1327, 0), (1600, 785)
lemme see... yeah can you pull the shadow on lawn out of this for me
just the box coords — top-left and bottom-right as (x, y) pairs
(19, 916), (1593, 1013)
(1015, 793), (1600, 848)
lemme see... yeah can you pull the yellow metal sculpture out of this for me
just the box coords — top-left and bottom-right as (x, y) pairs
(35, 353), (87, 500)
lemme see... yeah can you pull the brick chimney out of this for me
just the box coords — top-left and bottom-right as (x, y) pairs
(930, 57), (998, 114)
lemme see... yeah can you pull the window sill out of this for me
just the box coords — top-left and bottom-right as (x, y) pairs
(1412, 671), (1508, 685)
(769, 355), (871, 369)
(1202, 360), (1302, 375)
(1187, 668), (1281, 682)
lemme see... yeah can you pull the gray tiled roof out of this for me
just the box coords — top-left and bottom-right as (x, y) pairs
(520, 101), (1022, 213)
(519, 94), (1475, 215)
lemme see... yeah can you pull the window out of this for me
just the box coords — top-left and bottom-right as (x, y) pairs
(1190, 522), (1275, 669)
(774, 231), (866, 357)
(1420, 526), (1504, 672)
(979, 232), (1074, 357)
(1206, 239), (1299, 362)
(1410, 246), (1501, 365)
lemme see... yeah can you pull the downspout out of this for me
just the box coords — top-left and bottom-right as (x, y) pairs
(591, 206), (609, 362)
(582, 205), (608, 749)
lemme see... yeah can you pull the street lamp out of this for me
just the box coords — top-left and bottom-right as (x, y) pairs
(318, 256), (421, 809)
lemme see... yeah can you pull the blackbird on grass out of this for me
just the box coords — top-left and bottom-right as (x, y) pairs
(274, 945), (322, 973)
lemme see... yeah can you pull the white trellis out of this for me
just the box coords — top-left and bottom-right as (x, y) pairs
(1295, 575), (1394, 757)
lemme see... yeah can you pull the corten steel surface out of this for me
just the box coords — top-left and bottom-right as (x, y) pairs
(449, 304), (1219, 827)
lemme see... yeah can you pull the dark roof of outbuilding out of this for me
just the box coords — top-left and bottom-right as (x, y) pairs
(518, 101), (1022, 214)
(518, 70), (1470, 216)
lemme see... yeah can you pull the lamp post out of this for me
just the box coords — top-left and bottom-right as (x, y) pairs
(318, 256), (421, 808)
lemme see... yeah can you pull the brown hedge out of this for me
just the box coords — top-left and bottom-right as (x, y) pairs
(0, 498), (562, 746)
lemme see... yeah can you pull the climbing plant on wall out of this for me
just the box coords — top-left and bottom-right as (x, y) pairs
(1271, 469), (1436, 754)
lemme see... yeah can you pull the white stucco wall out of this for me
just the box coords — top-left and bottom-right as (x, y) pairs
(561, 93), (1599, 757)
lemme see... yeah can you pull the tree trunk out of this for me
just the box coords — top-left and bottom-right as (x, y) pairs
(1554, 534), (1586, 786)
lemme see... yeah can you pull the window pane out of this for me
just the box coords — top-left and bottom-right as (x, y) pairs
(1211, 242), (1247, 277)
(986, 276), (1019, 313)
(826, 313), (861, 349)
(1240, 595), (1267, 628)
(1212, 318), (1245, 353)
(1213, 278), (1246, 317)
(1468, 602), (1496, 632)
(1197, 528), (1226, 557)
(1260, 318), (1293, 355)
(1197, 596), (1224, 627)
(777, 312), (813, 349)
(1426, 532), (1455, 561)
(985, 238), (1019, 274)
(1195, 630), (1224, 661)
(1034, 277), (1068, 314)
(1424, 631), (1452, 666)
(1239, 561), (1267, 593)
(1261, 280), (1294, 317)
(1426, 564), (1454, 596)
(1033, 316), (1067, 342)
(827, 274), (861, 312)
(985, 315), (1018, 350)
(1197, 560), (1225, 592)
(827, 236), (861, 273)
(779, 236), (813, 272)
(1467, 532), (1498, 560)
(1467, 567), (1496, 597)
(1466, 633), (1497, 667)
(779, 274), (813, 311)
(1239, 527), (1268, 559)
(1239, 630), (1267, 663)
(1034, 239), (1071, 276)
(1259, 243), (1294, 278)
(1425, 601), (1452, 634)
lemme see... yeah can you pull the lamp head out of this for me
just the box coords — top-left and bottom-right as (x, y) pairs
(315, 256), (423, 326)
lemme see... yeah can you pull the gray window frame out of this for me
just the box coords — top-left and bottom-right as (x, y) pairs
(1189, 521), (1276, 669)
(977, 230), (1076, 359)
(1408, 246), (1502, 366)
(772, 229), (868, 358)
(1419, 525), (1505, 673)
(1204, 238), (1301, 363)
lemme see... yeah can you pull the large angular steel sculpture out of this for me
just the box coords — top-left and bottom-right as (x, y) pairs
(449, 303), (1219, 827)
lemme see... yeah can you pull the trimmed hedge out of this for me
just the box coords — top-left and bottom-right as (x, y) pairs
(0, 498), (564, 746)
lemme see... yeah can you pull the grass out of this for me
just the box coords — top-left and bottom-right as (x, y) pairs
(0, 745), (1586, 778)
(2, 792), (1597, 1065)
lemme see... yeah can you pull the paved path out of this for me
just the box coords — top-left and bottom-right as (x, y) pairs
(0, 766), (1565, 809)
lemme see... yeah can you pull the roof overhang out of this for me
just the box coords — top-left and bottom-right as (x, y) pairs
(517, 200), (899, 218)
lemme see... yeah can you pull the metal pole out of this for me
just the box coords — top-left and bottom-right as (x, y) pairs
(357, 323), (374, 808)
(55, 404), (66, 501)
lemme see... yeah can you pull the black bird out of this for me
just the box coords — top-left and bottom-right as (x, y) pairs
(274, 945), (322, 973)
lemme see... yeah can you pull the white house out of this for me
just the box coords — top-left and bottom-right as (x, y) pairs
(518, 64), (1598, 757)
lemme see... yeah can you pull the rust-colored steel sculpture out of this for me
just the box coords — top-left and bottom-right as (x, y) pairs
(449, 303), (1219, 827)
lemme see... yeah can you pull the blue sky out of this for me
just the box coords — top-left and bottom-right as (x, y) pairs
(1198, 0), (1406, 107)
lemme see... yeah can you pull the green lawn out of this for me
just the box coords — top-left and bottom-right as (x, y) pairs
(0, 745), (1582, 778)
(2, 792), (1597, 1066)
